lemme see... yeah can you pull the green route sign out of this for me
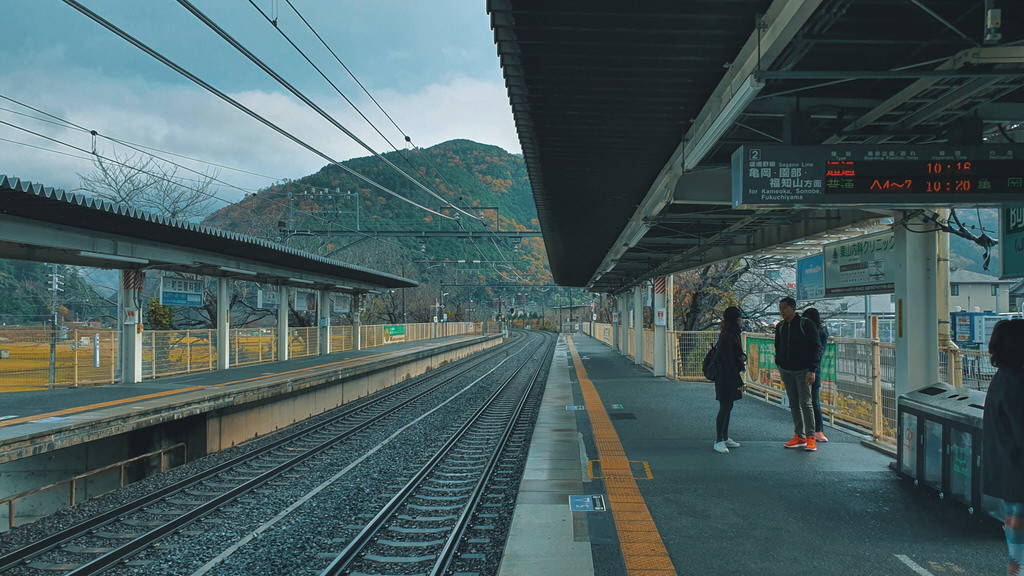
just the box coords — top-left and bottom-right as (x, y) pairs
(1001, 205), (1024, 279)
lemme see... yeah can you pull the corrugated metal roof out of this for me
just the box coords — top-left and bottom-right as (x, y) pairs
(950, 269), (1017, 284)
(0, 175), (417, 290)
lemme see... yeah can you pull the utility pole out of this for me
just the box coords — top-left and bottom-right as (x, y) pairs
(48, 263), (64, 388)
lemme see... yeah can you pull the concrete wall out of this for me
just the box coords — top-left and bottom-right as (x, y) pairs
(204, 337), (499, 451)
(949, 282), (1012, 313)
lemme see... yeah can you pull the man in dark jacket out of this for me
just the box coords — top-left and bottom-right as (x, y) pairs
(774, 297), (822, 451)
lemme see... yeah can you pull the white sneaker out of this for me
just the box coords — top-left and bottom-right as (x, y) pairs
(724, 438), (741, 448)
(713, 441), (729, 454)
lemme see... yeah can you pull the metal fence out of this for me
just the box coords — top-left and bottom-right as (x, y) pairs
(229, 329), (278, 367)
(0, 328), (118, 391)
(287, 327), (319, 359)
(331, 326), (355, 354)
(142, 330), (216, 379)
(594, 329), (999, 446)
(0, 322), (503, 390)
(672, 331), (719, 381)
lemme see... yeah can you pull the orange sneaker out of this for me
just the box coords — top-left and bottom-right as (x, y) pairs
(784, 435), (807, 449)
(805, 436), (817, 451)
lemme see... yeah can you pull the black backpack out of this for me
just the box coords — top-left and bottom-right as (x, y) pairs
(702, 343), (720, 381)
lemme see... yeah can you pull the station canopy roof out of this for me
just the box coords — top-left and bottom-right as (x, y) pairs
(488, 0), (1024, 292)
(0, 175), (417, 292)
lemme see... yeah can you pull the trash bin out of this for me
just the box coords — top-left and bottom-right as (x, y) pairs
(897, 382), (998, 516)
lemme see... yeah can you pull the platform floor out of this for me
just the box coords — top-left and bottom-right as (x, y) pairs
(0, 335), (486, 445)
(502, 333), (1006, 576)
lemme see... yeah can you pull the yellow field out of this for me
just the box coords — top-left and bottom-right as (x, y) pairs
(0, 330), (118, 391)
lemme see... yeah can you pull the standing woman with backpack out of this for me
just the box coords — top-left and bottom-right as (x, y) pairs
(802, 307), (829, 443)
(713, 306), (747, 454)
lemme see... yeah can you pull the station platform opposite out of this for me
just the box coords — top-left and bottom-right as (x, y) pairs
(0, 333), (501, 528)
(500, 333), (1006, 576)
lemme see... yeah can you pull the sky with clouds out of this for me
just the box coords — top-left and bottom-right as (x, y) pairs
(0, 0), (519, 208)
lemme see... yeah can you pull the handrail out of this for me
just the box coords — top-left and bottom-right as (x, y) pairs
(1, 443), (186, 529)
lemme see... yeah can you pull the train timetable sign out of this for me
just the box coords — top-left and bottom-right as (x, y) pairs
(732, 144), (1024, 208)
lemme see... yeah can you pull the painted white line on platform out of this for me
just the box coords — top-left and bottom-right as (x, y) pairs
(895, 554), (936, 576)
(0, 415), (18, 421)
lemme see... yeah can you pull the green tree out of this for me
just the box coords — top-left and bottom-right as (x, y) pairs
(146, 297), (175, 330)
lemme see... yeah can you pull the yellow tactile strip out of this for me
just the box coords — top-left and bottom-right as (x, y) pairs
(567, 337), (676, 576)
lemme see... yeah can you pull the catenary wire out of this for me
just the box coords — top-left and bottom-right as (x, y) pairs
(0, 96), (282, 206)
(59, 0), (454, 223)
(279, 0), (472, 211)
(209, 0), (520, 265)
(0, 93), (283, 182)
(44, 2), (524, 274)
(0, 118), (418, 261)
(0, 109), (507, 269)
(0, 93), (359, 234)
(175, 0), (478, 224)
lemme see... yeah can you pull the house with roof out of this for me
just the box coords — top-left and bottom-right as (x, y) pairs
(1010, 279), (1024, 314)
(948, 270), (1018, 313)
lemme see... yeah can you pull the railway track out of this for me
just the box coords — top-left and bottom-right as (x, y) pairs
(321, 330), (554, 576)
(0, 332), (549, 575)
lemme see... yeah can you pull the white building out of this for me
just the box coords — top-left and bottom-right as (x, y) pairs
(949, 270), (1017, 313)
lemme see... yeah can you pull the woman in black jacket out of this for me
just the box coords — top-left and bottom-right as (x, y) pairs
(982, 319), (1024, 575)
(803, 308), (830, 443)
(713, 306), (747, 454)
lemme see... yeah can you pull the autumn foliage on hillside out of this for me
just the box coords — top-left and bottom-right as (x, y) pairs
(202, 139), (553, 289)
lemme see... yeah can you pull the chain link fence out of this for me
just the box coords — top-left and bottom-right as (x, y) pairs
(229, 329), (278, 367)
(1, 321), (504, 391)
(142, 330), (215, 379)
(0, 328), (118, 391)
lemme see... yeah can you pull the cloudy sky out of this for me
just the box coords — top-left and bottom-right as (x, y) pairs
(0, 0), (519, 208)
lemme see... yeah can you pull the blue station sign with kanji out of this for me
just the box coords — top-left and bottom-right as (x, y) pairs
(159, 277), (203, 307)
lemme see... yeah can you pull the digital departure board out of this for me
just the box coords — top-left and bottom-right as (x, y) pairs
(732, 144), (1024, 208)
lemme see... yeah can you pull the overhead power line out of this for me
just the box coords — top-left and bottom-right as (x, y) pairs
(175, 0), (479, 224)
(59, 0), (454, 223)
(2, 92), (283, 182)
(277, 0), (469, 208)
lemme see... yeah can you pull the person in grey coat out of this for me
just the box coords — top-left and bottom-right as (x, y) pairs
(713, 306), (746, 454)
(982, 319), (1024, 576)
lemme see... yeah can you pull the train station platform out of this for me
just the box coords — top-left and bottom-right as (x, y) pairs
(0, 333), (501, 526)
(501, 333), (1007, 576)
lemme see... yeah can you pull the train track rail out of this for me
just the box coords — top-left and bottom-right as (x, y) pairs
(0, 335), (533, 575)
(321, 331), (554, 576)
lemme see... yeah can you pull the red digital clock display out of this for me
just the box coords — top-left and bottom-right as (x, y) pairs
(826, 159), (1008, 195)
(735, 144), (1024, 208)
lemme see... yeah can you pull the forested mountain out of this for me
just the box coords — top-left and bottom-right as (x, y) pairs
(199, 139), (557, 325)
(204, 139), (551, 285)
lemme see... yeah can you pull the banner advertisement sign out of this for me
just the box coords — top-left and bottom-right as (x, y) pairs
(159, 277), (203, 307)
(333, 293), (352, 313)
(383, 325), (406, 343)
(744, 335), (836, 391)
(294, 290), (317, 312)
(796, 253), (825, 301)
(824, 231), (896, 296)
